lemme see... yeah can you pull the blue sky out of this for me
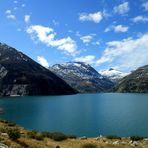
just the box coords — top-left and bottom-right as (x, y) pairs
(0, 0), (148, 72)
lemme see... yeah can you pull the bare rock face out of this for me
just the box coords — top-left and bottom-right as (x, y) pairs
(0, 43), (76, 96)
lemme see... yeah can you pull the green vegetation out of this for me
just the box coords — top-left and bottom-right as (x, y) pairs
(82, 143), (97, 148)
(106, 135), (121, 140)
(130, 136), (144, 141)
(27, 130), (43, 141)
(7, 128), (20, 141)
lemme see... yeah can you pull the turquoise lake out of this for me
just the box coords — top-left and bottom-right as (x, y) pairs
(0, 93), (148, 137)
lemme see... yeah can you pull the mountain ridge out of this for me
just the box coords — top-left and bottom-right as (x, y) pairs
(0, 43), (76, 96)
(50, 62), (114, 93)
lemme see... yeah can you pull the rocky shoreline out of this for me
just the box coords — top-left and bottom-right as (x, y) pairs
(0, 120), (148, 148)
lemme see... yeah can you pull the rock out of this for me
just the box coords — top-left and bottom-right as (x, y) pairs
(112, 141), (120, 145)
(79, 136), (87, 140)
(1, 133), (8, 138)
(131, 141), (139, 146)
(0, 143), (9, 148)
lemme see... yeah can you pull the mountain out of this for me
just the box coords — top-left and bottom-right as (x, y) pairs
(114, 65), (148, 93)
(50, 62), (114, 93)
(0, 43), (76, 96)
(99, 68), (128, 82)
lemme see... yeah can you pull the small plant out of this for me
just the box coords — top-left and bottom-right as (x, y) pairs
(50, 132), (67, 141)
(7, 128), (20, 141)
(41, 131), (51, 138)
(82, 143), (97, 148)
(27, 131), (43, 141)
(130, 136), (144, 141)
(106, 135), (121, 140)
(7, 122), (16, 127)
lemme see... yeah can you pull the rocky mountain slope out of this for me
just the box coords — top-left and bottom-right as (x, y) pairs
(50, 62), (114, 93)
(99, 68), (128, 82)
(0, 43), (76, 96)
(114, 65), (148, 93)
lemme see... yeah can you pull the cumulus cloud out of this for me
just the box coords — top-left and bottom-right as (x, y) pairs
(7, 14), (16, 20)
(105, 25), (129, 33)
(75, 55), (96, 64)
(27, 25), (77, 56)
(5, 10), (11, 14)
(79, 11), (103, 23)
(37, 56), (49, 68)
(24, 15), (30, 23)
(5, 9), (16, 20)
(132, 16), (148, 23)
(142, 2), (148, 11)
(96, 34), (148, 71)
(114, 2), (129, 15)
(80, 35), (94, 44)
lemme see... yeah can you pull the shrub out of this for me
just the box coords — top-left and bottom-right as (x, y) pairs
(82, 143), (97, 148)
(49, 132), (67, 141)
(7, 122), (16, 127)
(27, 131), (43, 141)
(41, 131), (51, 138)
(67, 135), (77, 139)
(130, 136), (144, 141)
(106, 135), (121, 140)
(7, 128), (20, 141)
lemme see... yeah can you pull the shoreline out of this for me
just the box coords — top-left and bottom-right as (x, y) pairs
(0, 120), (148, 148)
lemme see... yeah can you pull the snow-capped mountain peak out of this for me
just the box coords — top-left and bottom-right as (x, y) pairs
(99, 68), (129, 82)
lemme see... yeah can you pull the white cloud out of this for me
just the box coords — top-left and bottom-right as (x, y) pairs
(14, 1), (18, 4)
(7, 14), (16, 20)
(105, 25), (129, 33)
(24, 15), (30, 23)
(5, 9), (16, 20)
(96, 34), (148, 71)
(5, 10), (11, 14)
(79, 11), (103, 23)
(27, 25), (77, 56)
(80, 35), (94, 43)
(142, 2), (148, 11)
(75, 55), (96, 64)
(132, 16), (148, 23)
(114, 2), (129, 15)
(37, 56), (49, 68)
(22, 4), (26, 7)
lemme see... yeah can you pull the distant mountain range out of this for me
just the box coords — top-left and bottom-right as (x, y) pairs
(0, 43), (76, 96)
(50, 62), (114, 93)
(0, 43), (147, 96)
(114, 65), (148, 93)
(99, 68), (129, 82)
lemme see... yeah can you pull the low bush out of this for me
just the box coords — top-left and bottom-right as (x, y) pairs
(130, 136), (144, 141)
(49, 132), (67, 141)
(106, 135), (121, 140)
(7, 128), (20, 141)
(27, 131), (43, 141)
(41, 131), (76, 141)
(82, 143), (97, 148)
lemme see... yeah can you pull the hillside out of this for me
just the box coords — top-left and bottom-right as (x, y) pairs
(114, 65), (148, 93)
(0, 43), (76, 96)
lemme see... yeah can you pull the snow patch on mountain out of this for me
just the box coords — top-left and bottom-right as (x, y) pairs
(99, 68), (129, 82)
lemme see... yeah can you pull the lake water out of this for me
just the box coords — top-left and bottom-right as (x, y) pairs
(0, 93), (148, 137)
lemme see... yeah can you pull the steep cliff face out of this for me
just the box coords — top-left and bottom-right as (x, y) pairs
(0, 43), (76, 96)
(50, 62), (114, 93)
(114, 65), (148, 93)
